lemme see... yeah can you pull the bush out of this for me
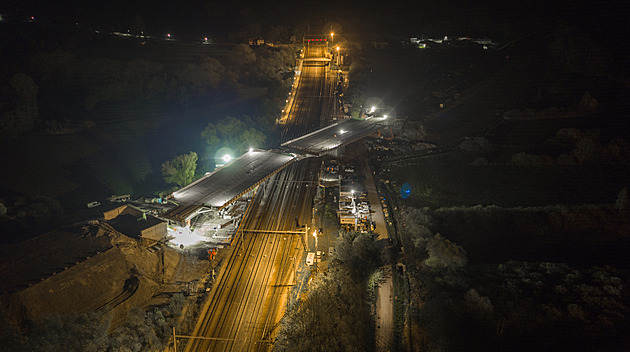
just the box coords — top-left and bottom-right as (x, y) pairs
(275, 231), (379, 352)
(1, 293), (188, 352)
(275, 265), (375, 352)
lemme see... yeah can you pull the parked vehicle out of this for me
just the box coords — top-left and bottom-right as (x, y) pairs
(107, 194), (130, 202)
(306, 252), (315, 266)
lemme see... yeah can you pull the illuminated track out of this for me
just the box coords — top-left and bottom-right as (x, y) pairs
(283, 44), (334, 141)
(183, 160), (318, 352)
(183, 44), (333, 352)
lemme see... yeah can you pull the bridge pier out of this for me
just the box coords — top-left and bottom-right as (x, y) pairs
(326, 145), (345, 158)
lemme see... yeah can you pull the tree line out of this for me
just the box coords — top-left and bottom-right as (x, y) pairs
(1, 38), (296, 140)
(394, 206), (630, 351)
(0, 294), (186, 352)
(160, 114), (270, 189)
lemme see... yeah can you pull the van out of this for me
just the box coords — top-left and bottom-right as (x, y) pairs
(306, 252), (315, 266)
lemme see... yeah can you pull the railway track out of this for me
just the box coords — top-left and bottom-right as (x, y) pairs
(283, 63), (333, 140)
(183, 45), (333, 352)
(184, 160), (318, 352)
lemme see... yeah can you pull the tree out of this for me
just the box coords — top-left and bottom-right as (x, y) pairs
(424, 233), (467, 271)
(229, 44), (256, 75)
(240, 127), (266, 149)
(334, 231), (379, 280)
(14, 196), (63, 219)
(201, 122), (220, 146)
(216, 116), (244, 144)
(400, 207), (433, 252)
(202, 116), (267, 153)
(275, 265), (375, 352)
(25, 312), (111, 352)
(0, 73), (39, 138)
(161, 152), (198, 188)
(616, 187), (628, 210)
(197, 57), (224, 91)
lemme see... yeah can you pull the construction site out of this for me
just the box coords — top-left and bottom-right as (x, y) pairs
(0, 199), (237, 331)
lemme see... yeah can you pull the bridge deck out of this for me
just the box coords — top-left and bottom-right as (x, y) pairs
(281, 118), (384, 156)
(302, 57), (331, 62)
(164, 150), (296, 223)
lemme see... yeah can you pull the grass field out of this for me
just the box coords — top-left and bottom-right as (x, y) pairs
(0, 133), (101, 199)
(384, 151), (629, 209)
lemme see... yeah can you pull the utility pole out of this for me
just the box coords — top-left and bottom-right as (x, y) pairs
(173, 326), (177, 352)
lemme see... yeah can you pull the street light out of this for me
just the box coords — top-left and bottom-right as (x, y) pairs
(330, 32), (334, 45)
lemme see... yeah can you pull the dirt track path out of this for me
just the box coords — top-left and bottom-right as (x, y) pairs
(375, 267), (394, 352)
(352, 144), (395, 351)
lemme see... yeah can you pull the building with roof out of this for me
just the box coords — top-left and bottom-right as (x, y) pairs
(105, 205), (167, 246)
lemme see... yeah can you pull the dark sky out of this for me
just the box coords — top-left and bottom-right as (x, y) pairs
(3, 0), (630, 45)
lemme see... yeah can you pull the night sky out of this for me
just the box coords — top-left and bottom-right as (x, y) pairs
(4, 0), (629, 45)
